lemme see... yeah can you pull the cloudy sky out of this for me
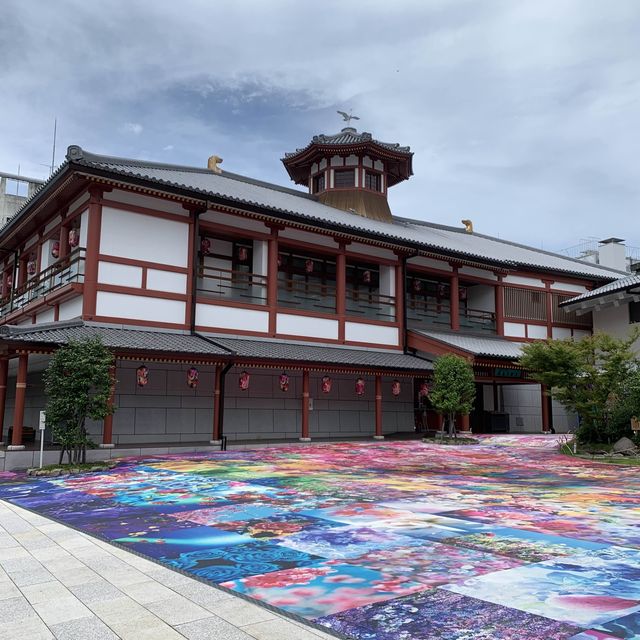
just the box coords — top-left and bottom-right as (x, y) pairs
(1, 0), (638, 254)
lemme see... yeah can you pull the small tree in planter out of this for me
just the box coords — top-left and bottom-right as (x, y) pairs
(429, 354), (476, 437)
(44, 337), (115, 464)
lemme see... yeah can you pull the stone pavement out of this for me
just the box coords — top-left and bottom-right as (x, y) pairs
(0, 500), (335, 640)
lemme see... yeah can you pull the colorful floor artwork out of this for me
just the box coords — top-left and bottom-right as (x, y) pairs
(1, 436), (639, 639)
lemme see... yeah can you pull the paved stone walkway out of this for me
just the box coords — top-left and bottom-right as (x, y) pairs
(0, 500), (335, 640)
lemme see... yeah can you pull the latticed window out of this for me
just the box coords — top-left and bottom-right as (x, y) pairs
(552, 293), (592, 327)
(364, 172), (381, 192)
(503, 287), (547, 321)
(334, 169), (355, 188)
(313, 173), (325, 193)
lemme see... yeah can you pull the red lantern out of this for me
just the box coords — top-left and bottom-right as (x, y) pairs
(277, 253), (284, 268)
(355, 377), (365, 396)
(305, 259), (314, 274)
(459, 287), (467, 302)
(321, 375), (332, 394)
(6, 273), (12, 288)
(26, 255), (37, 276)
(201, 238), (211, 255)
(239, 370), (250, 391)
(68, 228), (80, 248)
(419, 381), (429, 398)
(237, 246), (249, 262)
(412, 279), (423, 293)
(437, 283), (446, 299)
(279, 371), (289, 392)
(187, 367), (199, 389)
(136, 365), (149, 387)
(392, 380), (401, 396)
(51, 241), (60, 259)
(362, 270), (372, 284)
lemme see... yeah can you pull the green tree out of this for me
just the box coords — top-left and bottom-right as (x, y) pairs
(43, 337), (115, 464)
(518, 330), (640, 444)
(429, 354), (476, 436)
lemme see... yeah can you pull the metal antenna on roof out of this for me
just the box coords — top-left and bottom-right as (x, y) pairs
(50, 118), (57, 176)
(337, 110), (360, 124)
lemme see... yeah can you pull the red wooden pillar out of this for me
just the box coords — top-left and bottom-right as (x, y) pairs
(267, 227), (280, 336)
(300, 369), (311, 441)
(336, 247), (346, 342)
(495, 275), (504, 336)
(0, 358), (8, 444)
(59, 222), (70, 260)
(395, 260), (405, 333)
(545, 282), (553, 339)
(374, 374), (384, 439)
(211, 364), (223, 442)
(101, 365), (116, 448)
(450, 265), (460, 331)
(9, 353), (28, 450)
(541, 384), (550, 432)
(82, 186), (104, 319)
(459, 414), (471, 432)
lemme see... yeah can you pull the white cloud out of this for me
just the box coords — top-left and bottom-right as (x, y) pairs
(123, 122), (143, 135)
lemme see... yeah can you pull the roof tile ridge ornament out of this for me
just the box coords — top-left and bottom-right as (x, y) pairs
(66, 145), (84, 162)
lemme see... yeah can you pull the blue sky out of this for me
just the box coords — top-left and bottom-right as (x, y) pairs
(1, 0), (638, 253)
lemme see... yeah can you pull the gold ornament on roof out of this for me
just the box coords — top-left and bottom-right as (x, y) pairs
(461, 219), (473, 234)
(207, 155), (223, 173)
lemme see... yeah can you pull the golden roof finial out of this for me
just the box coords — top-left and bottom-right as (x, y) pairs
(461, 219), (473, 233)
(207, 155), (223, 174)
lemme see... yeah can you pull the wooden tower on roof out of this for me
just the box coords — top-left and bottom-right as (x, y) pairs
(282, 127), (413, 223)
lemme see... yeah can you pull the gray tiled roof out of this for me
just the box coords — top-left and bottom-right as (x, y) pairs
(283, 128), (411, 157)
(5, 145), (625, 282)
(206, 335), (433, 371)
(561, 273), (640, 308)
(412, 329), (524, 359)
(0, 321), (231, 356)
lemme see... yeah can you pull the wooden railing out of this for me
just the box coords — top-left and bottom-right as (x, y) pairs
(0, 248), (85, 316)
(197, 265), (267, 305)
(407, 298), (451, 328)
(278, 277), (336, 313)
(459, 306), (496, 332)
(345, 289), (396, 322)
(504, 286), (547, 321)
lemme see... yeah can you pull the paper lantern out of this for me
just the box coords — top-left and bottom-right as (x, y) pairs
(6, 274), (12, 288)
(187, 367), (199, 389)
(412, 279), (422, 293)
(459, 287), (468, 302)
(437, 283), (447, 299)
(136, 365), (149, 387)
(239, 370), (250, 391)
(355, 377), (365, 396)
(68, 228), (80, 248)
(279, 371), (289, 392)
(237, 246), (249, 262)
(201, 238), (211, 255)
(305, 259), (314, 274)
(419, 381), (429, 398)
(321, 375), (332, 394)
(26, 255), (37, 276)
(277, 253), (284, 268)
(392, 380), (401, 396)
(51, 241), (60, 259)
(362, 270), (372, 284)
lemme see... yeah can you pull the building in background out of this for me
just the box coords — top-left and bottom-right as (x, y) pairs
(0, 172), (44, 227)
(0, 128), (627, 469)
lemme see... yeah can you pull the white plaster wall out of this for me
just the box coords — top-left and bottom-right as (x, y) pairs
(96, 291), (185, 324)
(67, 193), (89, 214)
(44, 215), (62, 236)
(501, 384), (542, 433)
(35, 308), (55, 324)
(344, 322), (399, 346)
(79, 210), (89, 247)
(278, 228), (334, 248)
(552, 327), (572, 339)
(527, 324), (548, 339)
(348, 244), (397, 261)
(504, 322), (526, 338)
(58, 296), (83, 321)
(459, 266), (497, 281)
(107, 189), (188, 215)
(253, 240), (268, 276)
(197, 304), (269, 333)
(100, 208), (189, 267)
(146, 270), (187, 294)
(593, 305), (639, 354)
(98, 262), (143, 288)
(503, 275), (545, 287)
(200, 211), (268, 233)
(551, 282), (588, 294)
(408, 256), (452, 272)
(277, 314), (338, 340)
(379, 265), (395, 298)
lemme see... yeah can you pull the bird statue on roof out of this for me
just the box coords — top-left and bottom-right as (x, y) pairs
(337, 110), (360, 124)
(461, 219), (474, 234)
(207, 155), (223, 174)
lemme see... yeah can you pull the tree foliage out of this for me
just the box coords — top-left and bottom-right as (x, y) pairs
(518, 330), (640, 443)
(429, 354), (476, 435)
(43, 337), (115, 464)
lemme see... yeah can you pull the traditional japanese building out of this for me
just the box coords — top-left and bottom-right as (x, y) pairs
(0, 127), (626, 468)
